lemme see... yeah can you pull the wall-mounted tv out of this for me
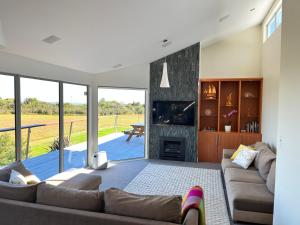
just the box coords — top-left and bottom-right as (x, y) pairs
(152, 101), (195, 126)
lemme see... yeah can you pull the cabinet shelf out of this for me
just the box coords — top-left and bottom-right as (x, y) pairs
(198, 78), (263, 162)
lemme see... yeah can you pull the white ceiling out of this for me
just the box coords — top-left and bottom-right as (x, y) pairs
(0, 0), (274, 74)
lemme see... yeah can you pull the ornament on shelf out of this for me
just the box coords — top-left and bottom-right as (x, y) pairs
(204, 108), (212, 116)
(226, 93), (233, 107)
(203, 84), (216, 99)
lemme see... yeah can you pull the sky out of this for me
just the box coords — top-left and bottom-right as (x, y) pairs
(0, 75), (145, 104)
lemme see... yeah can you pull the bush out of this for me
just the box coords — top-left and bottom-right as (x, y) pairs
(48, 137), (70, 152)
(0, 133), (15, 167)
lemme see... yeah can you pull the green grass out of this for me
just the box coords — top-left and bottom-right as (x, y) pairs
(0, 114), (143, 159)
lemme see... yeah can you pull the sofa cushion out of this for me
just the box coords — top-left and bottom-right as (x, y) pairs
(0, 181), (37, 202)
(266, 161), (276, 194)
(227, 181), (274, 214)
(37, 183), (103, 212)
(257, 149), (276, 180)
(225, 168), (265, 184)
(104, 188), (182, 223)
(0, 162), (40, 184)
(46, 171), (101, 190)
(252, 142), (271, 169)
(221, 158), (256, 174)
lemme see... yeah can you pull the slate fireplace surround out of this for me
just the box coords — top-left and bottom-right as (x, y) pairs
(149, 43), (199, 162)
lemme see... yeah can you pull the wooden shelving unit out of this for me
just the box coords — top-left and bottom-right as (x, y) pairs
(198, 78), (263, 162)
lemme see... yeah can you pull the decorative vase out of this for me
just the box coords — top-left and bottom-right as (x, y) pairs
(225, 125), (231, 132)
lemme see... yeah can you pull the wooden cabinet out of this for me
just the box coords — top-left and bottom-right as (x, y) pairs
(217, 132), (241, 162)
(198, 78), (263, 163)
(198, 132), (218, 162)
(198, 131), (262, 163)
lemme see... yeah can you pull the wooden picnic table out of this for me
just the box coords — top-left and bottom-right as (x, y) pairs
(124, 123), (145, 142)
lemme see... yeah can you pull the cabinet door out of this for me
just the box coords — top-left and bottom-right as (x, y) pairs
(217, 132), (241, 162)
(198, 132), (218, 162)
(240, 133), (262, 145)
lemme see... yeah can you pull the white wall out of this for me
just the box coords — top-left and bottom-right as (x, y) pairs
(261, 27), (281, 150)
(94, 63), (150, 89)
(0, 51), (94, 84)
(273, 1), (300, 224)
(200, 25), (262, 78)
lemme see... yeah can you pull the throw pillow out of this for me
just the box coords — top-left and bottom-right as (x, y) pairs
(231, 144), (255, 160)
(36, 183), (103, 212)
(104, 188), (182, 223)
(0, 162), (40, 184)
(0, 181), (37, 202)
(9, 170), (27, 185)
(233, 149), (258, 169)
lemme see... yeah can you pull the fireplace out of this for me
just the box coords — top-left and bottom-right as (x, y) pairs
(159, 137), (185, 161)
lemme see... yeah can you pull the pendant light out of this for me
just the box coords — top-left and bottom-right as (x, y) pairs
(0, 20), (6, 48)
(160, 58), (170, 88)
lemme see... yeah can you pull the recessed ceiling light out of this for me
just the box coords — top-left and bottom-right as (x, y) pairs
(42, 35), (61, 44)
(112, 64), (122, 69)
(250, 8), (256, 12)
(161, 39), (172, 48)
(219, 14), (230, 22)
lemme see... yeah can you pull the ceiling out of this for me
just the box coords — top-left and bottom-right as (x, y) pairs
(0, 0), (274, 74)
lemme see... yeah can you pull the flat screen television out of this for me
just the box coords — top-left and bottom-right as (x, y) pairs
(152, 101), (195, 126)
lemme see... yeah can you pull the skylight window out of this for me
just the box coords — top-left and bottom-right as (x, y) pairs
(266, 6), (282, 39)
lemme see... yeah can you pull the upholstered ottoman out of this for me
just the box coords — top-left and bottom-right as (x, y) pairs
(46, 170), (101, 190)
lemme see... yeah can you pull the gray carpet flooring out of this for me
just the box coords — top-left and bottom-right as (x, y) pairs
(87, 159), (260, 225)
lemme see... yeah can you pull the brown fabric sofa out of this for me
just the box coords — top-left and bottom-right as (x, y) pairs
(221, 143), (276, 225)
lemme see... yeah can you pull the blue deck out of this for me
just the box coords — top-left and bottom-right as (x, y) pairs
(23, 134), (144, 180)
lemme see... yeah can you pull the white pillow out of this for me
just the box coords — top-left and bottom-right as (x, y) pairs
(233, 149), (258, 169)
(9, 170), (27, 185)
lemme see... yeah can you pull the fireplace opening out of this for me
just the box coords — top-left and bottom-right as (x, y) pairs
(160, 137), (185, 161)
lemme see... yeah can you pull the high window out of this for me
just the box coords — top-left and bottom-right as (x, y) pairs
(266, 6), (282, 39)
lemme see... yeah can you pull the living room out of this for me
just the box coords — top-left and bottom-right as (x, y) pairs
(0, 0), (299, 225)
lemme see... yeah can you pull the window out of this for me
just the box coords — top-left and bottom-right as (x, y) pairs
(267, 6), (282, 39)
(21, 78), (60, 179)
(0, 73), (89, 179)
(0, 74), (15, 166)
(63, 83), (88, 170)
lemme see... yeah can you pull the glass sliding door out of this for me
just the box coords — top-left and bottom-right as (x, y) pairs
(21, 78), (59, 180)
(63, 83), (88, 170)
(98, 88), (145, 161)
(0, 74), (15, 166)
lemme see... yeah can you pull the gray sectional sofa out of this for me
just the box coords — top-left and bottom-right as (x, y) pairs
(0, 162), (199, 225)
(222, 142), (276, 225)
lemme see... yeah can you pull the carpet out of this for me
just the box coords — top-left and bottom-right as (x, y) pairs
(124, 163), (230, 225)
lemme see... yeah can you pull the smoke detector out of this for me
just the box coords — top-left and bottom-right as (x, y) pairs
(161, 39), (172, 48)
(42, 35), (61, 44)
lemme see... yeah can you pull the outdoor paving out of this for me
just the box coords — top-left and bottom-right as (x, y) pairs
(23, 133), (145, 180)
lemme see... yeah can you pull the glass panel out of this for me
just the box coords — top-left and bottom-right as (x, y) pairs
(21, 78), (59, 180)
(276, 7), (282, 27)
(0, 74), (15, 167)
(63, 83), (87, 170)
(98, 88), (145, 161)
(267, 17), (276, 38)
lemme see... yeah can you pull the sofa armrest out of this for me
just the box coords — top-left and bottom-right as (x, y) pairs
(182, 209), (198, 225)
(223, 149), (235, 159)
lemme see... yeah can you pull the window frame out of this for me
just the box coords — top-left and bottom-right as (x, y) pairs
(0, 72), (89, 172)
